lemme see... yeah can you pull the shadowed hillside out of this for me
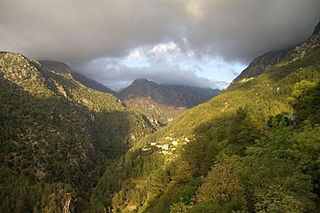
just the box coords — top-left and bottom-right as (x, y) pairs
(0, 52), (155, 212)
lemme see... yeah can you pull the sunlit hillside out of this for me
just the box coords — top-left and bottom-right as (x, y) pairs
(91, 23), (320, 212)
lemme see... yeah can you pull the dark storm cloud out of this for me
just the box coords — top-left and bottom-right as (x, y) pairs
(184, 0), (320, 62)
(0, 0), (319, 87)
(1, 0), (319, 63)
(0, 0), (184, 62)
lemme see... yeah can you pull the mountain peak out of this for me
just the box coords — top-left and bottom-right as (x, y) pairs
(119, 79), (219, 108)
(132, 78), (154, 84)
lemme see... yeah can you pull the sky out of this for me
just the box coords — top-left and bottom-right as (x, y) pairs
(1, 0), (319, 90)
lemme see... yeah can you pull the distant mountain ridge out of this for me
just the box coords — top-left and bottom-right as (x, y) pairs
(118, 79), (220, 126)
(119, 78), (220, 108)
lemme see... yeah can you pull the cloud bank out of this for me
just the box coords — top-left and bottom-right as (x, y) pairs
(1, 0), (319, 88)
(74, 42), (244, 90)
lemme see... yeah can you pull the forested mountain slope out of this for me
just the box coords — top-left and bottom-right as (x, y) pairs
(91, 22), (320, 212)
(0, 52), (154, 212)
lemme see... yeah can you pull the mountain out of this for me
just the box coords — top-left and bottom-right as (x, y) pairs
(119, 79), (220, 108)
(91, 22), (320, 212)
(0, 53), (155, 212)
(118, 79), (220, 126)
(39, 60), (114, 94)
(39, 62), (219, 126)
(40, 61), (219, 127)
(231, 50), (288, 83)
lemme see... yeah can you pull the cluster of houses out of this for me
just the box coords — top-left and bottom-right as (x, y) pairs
(240, 77), (254, 83)
(141, 135), (193, 155)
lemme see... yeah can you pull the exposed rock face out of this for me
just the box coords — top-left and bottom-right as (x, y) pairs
(119, 79), (220, 108)
(287, 22), (320, 62)
(63, 193), (72, 213)
(232, 50), (288, 83)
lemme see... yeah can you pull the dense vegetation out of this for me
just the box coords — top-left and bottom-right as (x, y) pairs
(89, 25), (320, 212)
(0, 52), (154, 212)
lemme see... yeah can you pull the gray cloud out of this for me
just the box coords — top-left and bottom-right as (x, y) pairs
(184, 0), (320, 62)
(0, 0), (184, 62)
(77, 58), (225, 90)
(1, 0), (319, 88)
(1, 0), (319, 63)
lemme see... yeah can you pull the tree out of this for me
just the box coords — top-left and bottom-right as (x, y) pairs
(289, 80), (320, 125)
(196, 156), (247, 209)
